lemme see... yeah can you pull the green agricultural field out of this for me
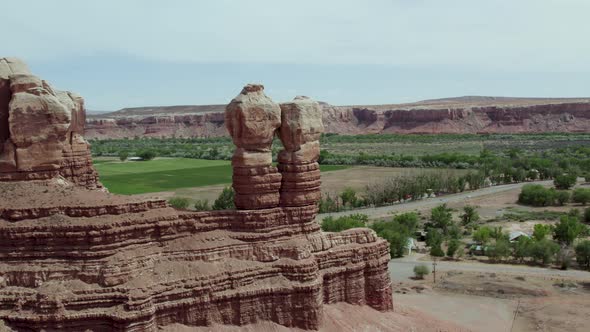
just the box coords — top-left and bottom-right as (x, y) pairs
(94, 157), (348, 195)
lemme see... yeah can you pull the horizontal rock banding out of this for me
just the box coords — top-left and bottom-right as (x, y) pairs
(0, 73), (393, 331)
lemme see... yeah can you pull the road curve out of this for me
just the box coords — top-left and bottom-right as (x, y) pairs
(316, 180), (553, 221)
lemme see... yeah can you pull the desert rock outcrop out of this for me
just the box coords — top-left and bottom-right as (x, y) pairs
(0, 57), (100, 189)
(0, 70), (393, 331)
(86, 96), (590, 139)
(278, 96), (324, 207)
(225, 84), (282, 209)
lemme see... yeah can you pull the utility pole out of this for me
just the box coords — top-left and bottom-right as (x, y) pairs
(432, 258), (438, 284)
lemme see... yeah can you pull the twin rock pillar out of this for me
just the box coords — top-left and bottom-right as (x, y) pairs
(225, 85), (324, 210)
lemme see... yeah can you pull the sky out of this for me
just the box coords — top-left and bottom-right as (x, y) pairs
(2, 0), (590, 110)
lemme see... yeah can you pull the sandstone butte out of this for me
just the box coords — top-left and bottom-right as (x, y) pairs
(85, 96), (590, 140)
(0, 58), (402, 331)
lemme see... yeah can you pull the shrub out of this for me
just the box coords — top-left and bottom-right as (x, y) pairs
(486, 239), (511, 261)
(318, 193), (339, 213)
(532, 224), (552, 241)
(553, 215), (586, 246)
(575, 240), (590, 270)
(554, 173), (577, 190)
(371, 213), (418, 258)
(168, 197), (190, 210)
(194, 199), (210, 211)
(413, 265), (430, 279)
(529, 239), (560, 265)
(473, 226), (492, 244)
(518, 184), (555, 206)
(339, 187), (358, 207)
(512, 236), (532, 262)
(446, 239), (461, 257)
(118, 151), (128, 162)
(430, 204), (453, 234)
(572, 188), (590, 205)
(321, 214), (368, 232)
(461, 206), (480, 227)
(138, 150), (157, 161)
(585, 207), (590, 223)
(212, 187), (235, 210)
(430, 244), (445, 257)
(555, 190), (571, 206)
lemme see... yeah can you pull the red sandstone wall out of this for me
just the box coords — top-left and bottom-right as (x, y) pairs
(86, 101), (590, 139)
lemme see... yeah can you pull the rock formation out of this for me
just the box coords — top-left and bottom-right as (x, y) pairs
(0, 57), (100, 189)
(225, 84), (282, 210)
(278, 96), (324, 207)
(86, 96), (590, 139)
(0, 66), (392, 331)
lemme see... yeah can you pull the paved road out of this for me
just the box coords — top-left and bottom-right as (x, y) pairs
(316, 180), (552, 221)
(389, 253), (590, 281)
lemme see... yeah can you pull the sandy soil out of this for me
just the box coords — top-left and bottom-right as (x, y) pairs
(161, 302), (469, 332)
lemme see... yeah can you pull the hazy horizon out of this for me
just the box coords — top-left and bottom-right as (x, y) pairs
(4, 0), (590, 110)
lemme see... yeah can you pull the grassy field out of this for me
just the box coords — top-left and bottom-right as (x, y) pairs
(94, 157), (348, 194)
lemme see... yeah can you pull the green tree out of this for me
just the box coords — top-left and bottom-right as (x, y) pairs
(322, 214), (368, 232)
(118, 151), (128, 162)
(529, 239), (560, 265)
(554, 173), (577, 190)
(532, 224), (552, 241)
(486, 239), (511, 261)
(553, 215), (586, 246)
(430, 244), (445, 257)
(473, 226), (492, 244)
(461, 206), (480, 227)
(512, 236), (532, 263)
(518, 184), (555, 207)
(431, 204), (453, 234)
(555, 190), (571, 206)
(138, 150), (157, 161)
(575, 240), (590, 270)
(339, 187), (358, 207)
(446, 239), (461, 258)
(168, 197), (190, 210)
(371, 213), (418, 258)
(212, 187), (235, 210)
(572, 188), (590, 205)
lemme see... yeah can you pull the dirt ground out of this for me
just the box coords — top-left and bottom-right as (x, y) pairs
(390, 269), (590, 332)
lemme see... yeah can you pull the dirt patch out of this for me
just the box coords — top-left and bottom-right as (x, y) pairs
(437, 271), (549, 299)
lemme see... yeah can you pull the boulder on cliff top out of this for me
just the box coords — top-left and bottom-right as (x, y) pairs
(225, 84), (281, 152)
(279, 96), (324, 151)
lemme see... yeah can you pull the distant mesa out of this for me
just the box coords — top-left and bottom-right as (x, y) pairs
(0, 60), (393, 331)
(86, 94), (590, 139)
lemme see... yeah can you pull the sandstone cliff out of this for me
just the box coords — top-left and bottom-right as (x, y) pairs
(0, 64), (394, 331)
(86, 96), (590, 139)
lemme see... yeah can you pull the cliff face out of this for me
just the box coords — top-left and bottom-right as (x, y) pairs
(0, 58), (101, 189)
(0, 67), (393, 331)
(86, 97), (590, 139)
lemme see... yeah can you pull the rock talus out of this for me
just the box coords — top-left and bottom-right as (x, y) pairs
(0, 70), (393, 331)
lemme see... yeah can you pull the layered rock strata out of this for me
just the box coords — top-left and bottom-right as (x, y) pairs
(278, 96), (324, 207)
(0, 57), (101, 189)
(0, 70), (393, 331)
(86, 97), (590, 139)
(225, 84), (282, 210)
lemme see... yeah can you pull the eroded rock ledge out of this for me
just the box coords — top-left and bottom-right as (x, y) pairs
(0, 61), (392, 331)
